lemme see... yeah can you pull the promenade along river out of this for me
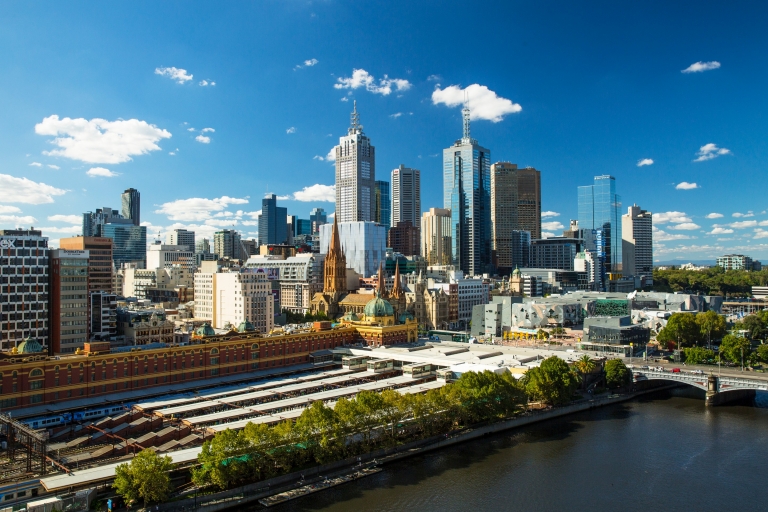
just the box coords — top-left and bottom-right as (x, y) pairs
(265, 388), (768, 512)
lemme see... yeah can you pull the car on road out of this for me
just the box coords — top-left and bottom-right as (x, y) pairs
(672, 368), (681, 373)
(690, 370), (705, 375)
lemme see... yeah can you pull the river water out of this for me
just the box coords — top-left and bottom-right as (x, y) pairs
(266, 388), (768, 512)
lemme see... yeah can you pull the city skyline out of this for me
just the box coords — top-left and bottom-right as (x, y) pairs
(1, 2), (767, 262)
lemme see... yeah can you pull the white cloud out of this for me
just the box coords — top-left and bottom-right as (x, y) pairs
(86, 167), (120, 178)
(293, 184), (335, 202)
(728, 220), (758, 229)
(201, 127), (215, 133)
(265, 193), (290, 201)
(0, 205), (21, 214)
(334, 69), (411, 95)
(155, 66), (193, 83)
(198, 80), (216, 87)
(427, 74), (441, 81)
(670, 222), (700, 230)
(541, 211), (560, 218)
(706, 212), (723, 219)
(340, 97), (349, 102)
(389, 113), (403, 119)
(637, 158), (654, 167)
(0, 174), (67, 204)
(286, 127), (296, 134)
(652, 226), (692, 241)
(29, 162), (42, 167)
(754, 229), (768, 240)
(195, 135), (211, 144)
(294, 58), (319, 70)
(35, 115), (171, 164)
(681, 61), (721, 73)
(313, 147), (336, 162)
(48, 214), (82, 224)
(694, 143), (730, 162)
(187, 127), (196, 132)
(0, 214), (37, 226)
(542, 221), (564, 231)
(675, 181), (699, 190)
(47, 164), (60, 169)
(155, 196), (249, 222)
(653, 211), (691, 224)
(732, 211), (754, 218)
(708, 227), (734, 235)
(541, 232), (556, 239)
(432, 83), (522, 122)
(37, 225), (82, 234)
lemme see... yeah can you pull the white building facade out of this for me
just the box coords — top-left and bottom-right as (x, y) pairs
(147, 243), (196, 271)
(335, 102), (376, 223)
(320, 221), (387, 277)
(212, 269), (274, 332)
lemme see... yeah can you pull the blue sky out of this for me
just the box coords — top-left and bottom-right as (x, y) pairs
(1, 1), (767, 263)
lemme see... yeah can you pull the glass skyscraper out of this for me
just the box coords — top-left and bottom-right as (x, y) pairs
(374, 180), (391, 229)
(577, 175), (622, 277)
(259, 194), (288, 245)
(101, 224), (147, 269)
(443, 107), (491, 276)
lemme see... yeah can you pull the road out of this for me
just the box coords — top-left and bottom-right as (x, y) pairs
(626, 358), (768, 382)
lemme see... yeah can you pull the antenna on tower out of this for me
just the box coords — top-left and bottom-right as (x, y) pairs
(349, 100), (363, 134)
(462, 93), (471, 142)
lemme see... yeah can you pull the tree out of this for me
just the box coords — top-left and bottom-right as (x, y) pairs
(756, 344), (768, 363)
(695, 310), (727, 347)
(657, 313), (700, 348)
(521, 356), (579, 405)
(737, 315), (764, 340)
(194, 428), (253, 490)
(604, 359), (631, 389)
(719, 334), (751, 365)
(573, 355), (596, 389)
(682, 346), (715, 365)
(114, 449), (173, 507)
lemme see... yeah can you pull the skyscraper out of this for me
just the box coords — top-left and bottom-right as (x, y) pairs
(421, 207), (452, 266)
(49, 249), (89, 354)
(578, 175), (622, 276)
(490, 162), (541, 274)
(214, 229), (243, 260)
(60, 236), (114, 293)
(121, 188), (140, 226)
(443, 106), (491, 275)
(622, 204), (653, 284)
(373, 180), (391, 229)
(335, 101), (375, 223)
(391, 165), (420, 227)
(259, 194), (288, 246)
(309, 208), (327, 234)
(166, 229), (195, 251)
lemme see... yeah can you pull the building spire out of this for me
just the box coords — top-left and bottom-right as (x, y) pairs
(376, 261), (386, 297)
(391, 260), (404, 299)
(462, 102), (471, 141)
(349, 100), (363, 134)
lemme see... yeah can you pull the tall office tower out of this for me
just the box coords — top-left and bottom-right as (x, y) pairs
(0, 230), (49, 352)
(49, 249), (89, 354)
(391, 165), (421, 226)
(309, 208), (327, 234)
(259, 194), (288, 246)
(83, 207), (132, 236)
(214, 229), (242, 260)
(90, 291), (117, 342)
(295, 219), (312, 236)
(578, 175), (622, 276)
(530, 237), (580, 271)
(443, 105), (491, 275)
(388, 221), (420, 256)
(166, 229), (195, 251)
(373, 180), (391, 229)
(196, 238), (211, 254)
(335, 101), (376, 223)
(421, 207), (452, 265)
(60, 236), (114, 293)
(490, 162), (519, 274)
(101, 224), (147, 269)
(319, 221), (387, 277)
(517, 167), (541, 239)
(287, 215), (297, 244)
(622, 204), (653, 283)
(121, 188), (140, 226)
(509, 230), (531, 269)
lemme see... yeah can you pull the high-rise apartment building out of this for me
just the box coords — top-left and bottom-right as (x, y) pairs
(167, 229), (195, 251)
(391, 165), (420, 227)
(490, 162), (541, 274)
(530, 238), (580, 271)
(309, 208), (327, 234)
(259, 194), (288, 246)
(335, 102), (375, 223)
(60, 236), (114, 293)
(90, 291), (117, 342)
(716, 254), (760, 271)
(578, 175), (622, 276)
(443, 106), (491, 275)
(374, 180), (391, 229)
(421, 208), (452, 266)
(388, 221), (420, 257)
(49, 249), (89, 354)
(121, 188), (140, 226)
(193, 267), (275, 332)
(146, 242), (196, 271)
(622, 204), (653, 283)
(214, 229), (243, 260)
(0, 230), (49, 352)
(196, 238), (211, 254)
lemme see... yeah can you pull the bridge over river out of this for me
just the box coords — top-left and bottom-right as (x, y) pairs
(631, 364), (768, 405)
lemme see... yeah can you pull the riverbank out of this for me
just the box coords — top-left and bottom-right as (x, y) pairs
(154, 383), (676, 512)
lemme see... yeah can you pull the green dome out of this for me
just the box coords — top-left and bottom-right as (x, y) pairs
(238, 320), (256, 332)
(399, 310), (414, 323)
(195, 323), (216, 337)
(364, 294), (394, 318)
(512, 266), (521, 277)
(17, 337), (43, 354)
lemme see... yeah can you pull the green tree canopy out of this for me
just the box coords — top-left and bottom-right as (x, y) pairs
(719, 334), (751, 364)
(695, 310), (727, 344)
(113, 449), (173, 507)
(657, 313), (700, 348)
(682, 346), (715, 365)
(604, 359), (631, 389)
(653, 267), (768, 297)
(521, 356), (579, 405)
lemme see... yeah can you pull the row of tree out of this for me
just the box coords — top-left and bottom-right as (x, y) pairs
(653, 267), (768, 297)
(114, 356), (630, 504)
(281, 309), (330, 324)
(656, 310), (728, 348)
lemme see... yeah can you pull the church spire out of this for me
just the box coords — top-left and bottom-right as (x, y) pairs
(391, 260), (404, 300)
(323, 215), (347, 294)
(376, 261), (386, 297)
